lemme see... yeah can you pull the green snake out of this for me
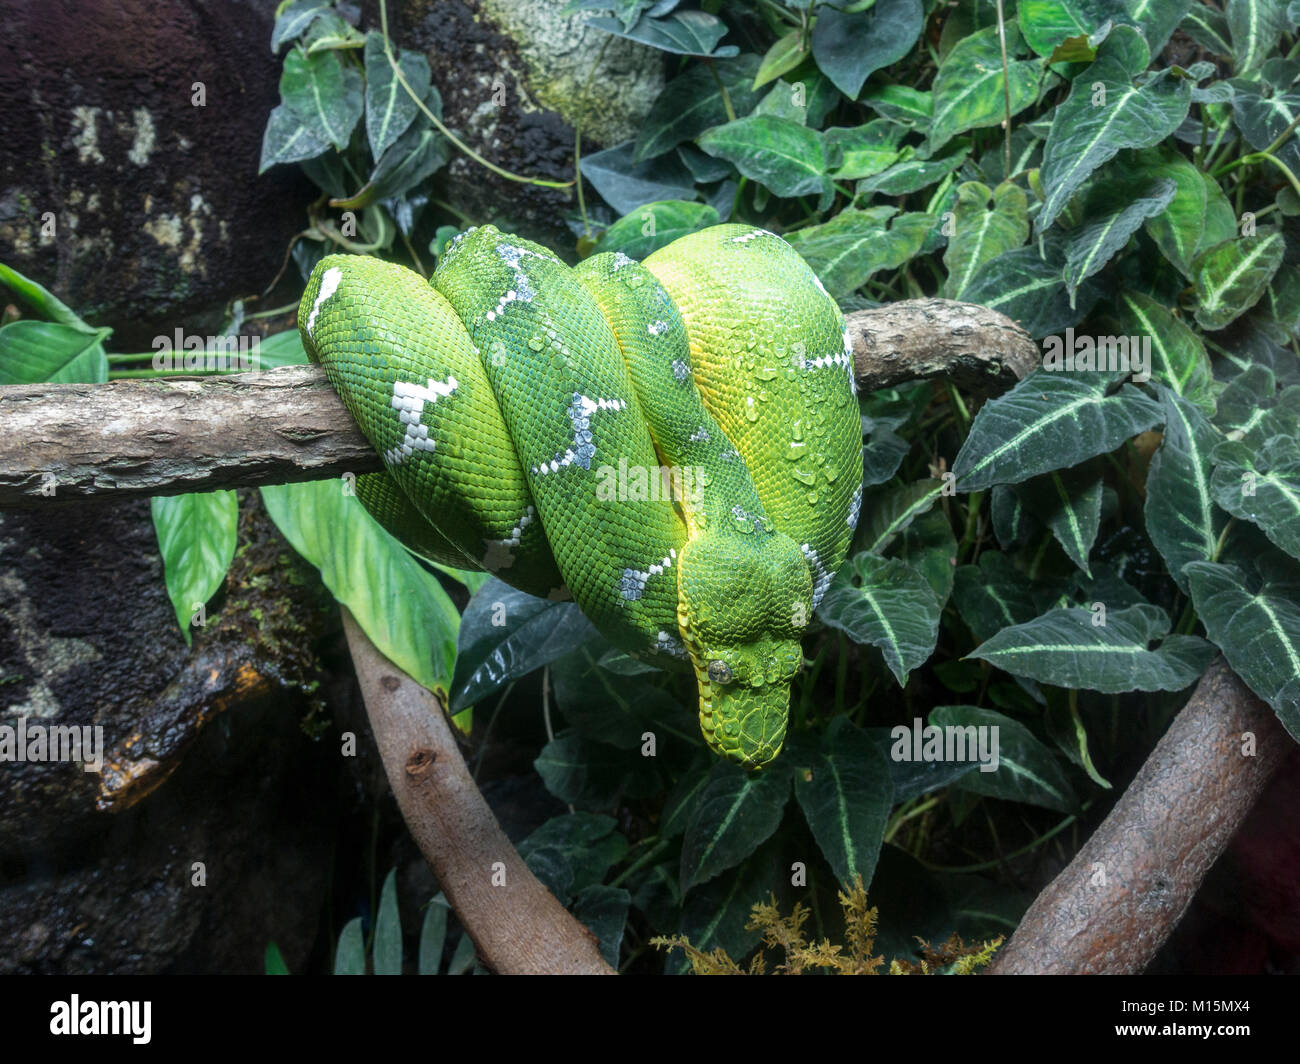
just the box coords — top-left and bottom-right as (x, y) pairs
(298, 223), (863, 769)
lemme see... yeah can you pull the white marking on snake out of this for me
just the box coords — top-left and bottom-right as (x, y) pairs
(382, 375), (458, 466)
(731, 504), (766, 533)
(620, 547), (677, 602)
(671, 359), (690, 382)
(689, 426), (709, 442)
(656, 630), (690, 660)
(531, 393), (626, 476)
(305, 266), (342, 338)
(648, 320), (669, 336)
(802, 543), (832, 609)
(486, 243), (553, 321)
(481, 505), (536, 571)
(847, 484), (862, 531)
(729, 227), (774, 244)
(611, 252), (635, 270)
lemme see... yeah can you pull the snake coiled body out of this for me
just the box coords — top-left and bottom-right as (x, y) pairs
(299, 224), (862, 768)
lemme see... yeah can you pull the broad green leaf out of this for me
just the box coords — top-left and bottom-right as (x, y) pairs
(825, 121), (907, 180)
(811, 0), (924, 99)
(260, 479), (460, 700)
(260, 102), (330, 173)
(1214, 366), (1300, 447)
(1230, 85), (1300, 184)
(959, 238), (1101, 337)
(584, 10), (738, 57)
(679, 759), (793, 892)
(931, 706), (1078, 813)
(252, 329), (310, 369)
(535, 732), (663, 807)
(271, 0), (330, 52)
(1018, 0), (1113, 58)
(0, 320), (109, 384)
(1199, 171), (1240, 254)
(753, 29), (809, 90)
(580, 140), (696, 215)
(855, 479), (944, 556)
(418, 897), (449, 974)
(572, 885), (631, 968)
(1211, 436), (1300, 559)
(670, 854), (779, 973)
(697, 115), (834, 202)
(1227, 0), (1289, 75)
(855, 145), (969, 197)
(1120, 0), (1194, 53)
(1192, 229), (1286, 331)
(449, 578), (597, 711)
(0, 263), (97, 332)
(953, 370), (1163, 490)
(1186, 560), (1300, 737)
(1064, 177), (1176, 296)
(943, 181), (1030, 299)
(818, 552), (944, 685)
(929, 24), (1045, 152)
(151, 491), (238, 644)
(785, 207), (933, 297)
(337, 121), (448, 209)
(792, 717), (894, 888)
(1114, 291), (1213, 409)
(891, 507), (959, 604)
(1181, 4), (1232, 55)
(968, 602), (1216, 691)
(1037, 55), (1191, 233)
(280, 48), (364, 151)
(860, 83), (933, 128)
(333, 917), (365, 975)
(952, 551), (1041, 642)
(1145, 387), (1227, 592)
(991, 482), (1042, 547)
(593, 201), (719, 259)
(372, 868), (402, 975)
(633, 55), (762, 161)
(364, 32), (431, 161)
(304, 11), (365, 53)
(552, 643), (697, 749)
(519, 813), (628, 900)
(1015, 471), (1104, 574)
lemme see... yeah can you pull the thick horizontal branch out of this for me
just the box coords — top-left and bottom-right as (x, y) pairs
(988, 657), (1290, 975)
(0, 300), (1038, 509)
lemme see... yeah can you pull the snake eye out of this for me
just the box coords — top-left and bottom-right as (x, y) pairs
(707, 660), (733, 685)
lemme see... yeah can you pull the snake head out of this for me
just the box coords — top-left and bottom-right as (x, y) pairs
(677, 533), (812, 770)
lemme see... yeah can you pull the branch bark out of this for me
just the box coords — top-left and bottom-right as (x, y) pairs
(341, 608), (614, 975)
(0, 299), (1038, 509)
(988, 657), (1291, 975)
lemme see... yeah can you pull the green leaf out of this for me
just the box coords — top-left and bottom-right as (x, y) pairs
(818, 552), (944, 685)
(580, 141), (696, 216)
(825, 121), (907, 180)
(252, 329), (310, 369)
(271, 0), (330, 52)
(953, 370), (1163, 491)
(585, 10), (738, 57)
(1018, 0), (1112, 59)
(1121, 0), (1195, 53)
(968, 602), (1216, 692)
(552, 643), (696, 749)
(860, 83), (933, 128)
(1037, 55), (1191, 234)
(304, 11), (365, 53)
(1114, 291), (1213, 409)
(855, 145), (969, 197)
(364, 32), (431, 161)
(571, 885), (631, 967)
(1227, 0), (1289, 75)
(697, 115), (834, 203)
(959, 237), (1101, 337)
(1211, 436), (1300, 560)
(1230, 86), (1300, 190)
(633, 55), (762, 161)
(259, 102), (331, 172)
(1144, 387), (1227, 593)
(333, 917), (365, 975)
(372, 868), (402, 975)
(1015, 471), (1104, 574)
(943, 181), (1030, 300)
(518, 813), (628, 900)
(150, 491), (238, 644)
(0, 263), (97, 332)
(593, 201), (720, 260)
(280, 48), (363, 151)
(535, 731), (663, 807)
(336, 121), (448, 209)
(1214, 366), (1300, 447)
(953, 551), (1042, 643)
(855, 479), (944, 555)
(811, 0), (924, 99)
(928, 24), (1045, 152)
(449, 578), (597, 711)
(1181, 4), (1232, 55)
(753, 29), (810, 90)
(792, 717), (894, 888)
(891, 506), (959, 604)
(1064, 177), (1176, 296)
(670, 854), (779, 973)
(418, 896), (449, 974)
(679, 759), (793, 893)
(1186, 560), (1300, 736)
(784, 207), (933, 298)
(930, 706), (1078, 813)
(1192, 229), (1286, 331)
(260, 479), (460, 700)
(0, 320), (109, 384)
(264, 941), (290, 975)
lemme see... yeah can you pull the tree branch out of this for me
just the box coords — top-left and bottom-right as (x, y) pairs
(340, 608), (614, 975)
(0, 300), (1038, 509)
(988, 657), (1291, 975)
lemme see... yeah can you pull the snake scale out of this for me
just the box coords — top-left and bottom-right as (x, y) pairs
(299, 223), (863, 769)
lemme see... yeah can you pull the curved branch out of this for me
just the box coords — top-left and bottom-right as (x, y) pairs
(988, 657), (1291, 975)
(0, 299), (1038, 509)
(341, 608), (614, 975)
